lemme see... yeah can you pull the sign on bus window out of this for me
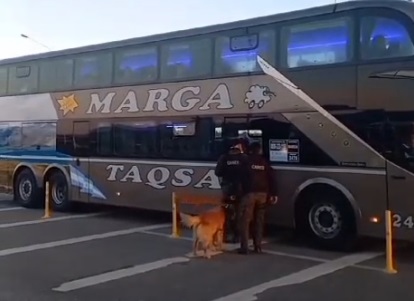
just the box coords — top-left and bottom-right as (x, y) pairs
(269, 139), (300, 163)
(230, 34), (259, 51)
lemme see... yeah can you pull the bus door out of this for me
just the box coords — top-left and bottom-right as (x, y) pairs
(72, 121), (90, 203)
(384, 122), (414, 233)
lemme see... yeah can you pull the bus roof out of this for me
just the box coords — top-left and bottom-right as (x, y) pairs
(1, 0), (413, 65)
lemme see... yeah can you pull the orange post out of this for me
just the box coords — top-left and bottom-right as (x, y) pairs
(385, 210), (397, 274)
(42, 182), (51, 219)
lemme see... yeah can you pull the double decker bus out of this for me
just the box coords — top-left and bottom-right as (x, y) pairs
(0, 0), (413, 250)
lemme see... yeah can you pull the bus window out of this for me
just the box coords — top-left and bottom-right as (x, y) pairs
(214, 29), (275, 75)
(114, 46), (158, 84)
(94, 122), (112, 156)
(360, 16), (414, 60)
(8, 63), (39, 94)
(250, 117), (336, 166)
(113, 121), (158, 158)
(74, 52), (112, 88)
(0, 67), (7, 96)
(160, 38), (212, 80)
(388, 122), (414, 172)
(21, 122), (56, 150)
(39, 58), (73, 92)
(0, 122), (21, 150)
(281, 17), (353, 68)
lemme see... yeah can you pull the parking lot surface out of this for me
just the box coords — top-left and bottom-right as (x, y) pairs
(0, 194), (412, 301)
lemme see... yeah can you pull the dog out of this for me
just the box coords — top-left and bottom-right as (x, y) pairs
(179, 206), (225, 259)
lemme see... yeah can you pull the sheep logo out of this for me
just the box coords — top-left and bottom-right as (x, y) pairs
(244, 85), (276, 109)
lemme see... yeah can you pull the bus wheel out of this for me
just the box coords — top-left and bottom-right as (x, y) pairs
(14, 169), (41, 208)
(48, 171), (72, 212)
(299, 193), (357, 251)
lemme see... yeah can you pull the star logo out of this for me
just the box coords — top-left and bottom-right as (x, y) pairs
(57, 94), (79, 116)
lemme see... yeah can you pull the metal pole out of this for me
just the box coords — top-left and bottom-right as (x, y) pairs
(20, 34), (52, 51)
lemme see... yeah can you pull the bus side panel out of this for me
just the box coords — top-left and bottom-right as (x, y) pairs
(85, 159), (388, 239)
(0, 159), (18, 194)
(357, 60), (414, 112)
(266, 168), (387, 239)
(283, 66), (357, 109)
(386, 162), (414, 241)
(86, 160), (221, 213)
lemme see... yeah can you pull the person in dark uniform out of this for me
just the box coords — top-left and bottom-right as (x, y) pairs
(238, 142), (278, 254)
(214, 139), (250, 243)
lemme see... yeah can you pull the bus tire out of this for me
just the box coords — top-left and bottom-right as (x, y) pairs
(14, 169), (41, 208)
(297, 191), (357, 251)
(48, 171), (72, 212)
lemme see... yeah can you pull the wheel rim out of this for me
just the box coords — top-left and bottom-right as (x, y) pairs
(308, 203), (342, 239)
(18, 179), (32, 201)
(52, 182), (67, 205)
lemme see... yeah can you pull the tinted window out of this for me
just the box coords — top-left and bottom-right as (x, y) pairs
(159, 119), (202, 160)
(21, 122), (56, 150)
(0, 67), (7, 95)
(114, 46), (158, 84)
(113, 121), (158, 157)
(39, 59), (73, 91)
(360, 16), (414, 60)
(74, 52), (112, 88)
(337, 112), (414, 172)
(94, 122), (112, 156)
(0, 122), (21, 150)
(8, 63), (39, 94)
(248, 116), (337, 166)
(282, 17), (353, 68)
(161, 38), (212, 79)
(214, 29), (275, 74)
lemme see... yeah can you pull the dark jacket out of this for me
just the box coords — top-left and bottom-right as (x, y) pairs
(215, 148), (250, 196)
(246, 153), (277, 195)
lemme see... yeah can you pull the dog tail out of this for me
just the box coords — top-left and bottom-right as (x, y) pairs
(179, 212), (201, 229)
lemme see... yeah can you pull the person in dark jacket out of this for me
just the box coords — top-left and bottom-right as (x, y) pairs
(215, 139), (250, 243)
(238, 141), (278, 254)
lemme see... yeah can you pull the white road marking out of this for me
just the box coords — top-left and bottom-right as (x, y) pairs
(141, 230), (193, 241)
(209, 251), (382, 301)
(53, 256), (189, 292)
(263, 249), (328, 263)
(143, 230), (385, 272)
(0, 207), (25, 212)
(0, 223), (170, 257)
(262, 249), (386, 272)
(0, 212), (105, 229)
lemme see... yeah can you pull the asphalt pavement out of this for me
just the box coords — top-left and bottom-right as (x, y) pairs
(0, 193), (412, 301)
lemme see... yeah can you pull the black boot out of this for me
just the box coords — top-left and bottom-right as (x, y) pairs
(237, 247), (249, 254)
(230, 234), (240, 244)
(253, 245), (262, 254)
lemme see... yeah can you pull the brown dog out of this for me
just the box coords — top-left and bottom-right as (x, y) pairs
(179, 206), (225, 259)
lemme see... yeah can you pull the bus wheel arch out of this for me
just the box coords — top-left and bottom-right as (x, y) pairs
(13, 166), (42, 208)
(43, 166), (72, 212)
(293, 178), (361, 251)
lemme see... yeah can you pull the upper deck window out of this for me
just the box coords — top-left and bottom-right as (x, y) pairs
(214, 29), (275, 75)
(114, 46), (158, 84)
(161, 38), (211, 80)
(282, 17), (353, 68)
(0, 67), (7, 95)
(74, 52), (112, 88)
(8, 63), (39, 94)
(39, 58), (73, 91)
(360, 16), (414, 60)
